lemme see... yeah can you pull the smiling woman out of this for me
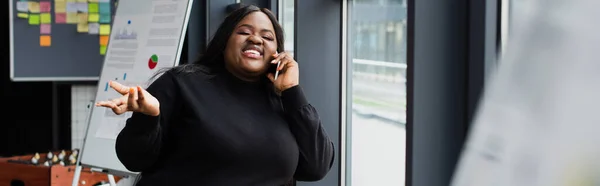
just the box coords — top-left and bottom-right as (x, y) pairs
(95, 4), (335, 186)
(224, 11), (280, 81)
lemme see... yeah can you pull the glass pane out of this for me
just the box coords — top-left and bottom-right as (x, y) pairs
(347, 0), (407, 185)
(281, 0), (294, 56)
(500, 0), (510, 55)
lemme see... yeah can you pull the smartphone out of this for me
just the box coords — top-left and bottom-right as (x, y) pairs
(268, 51), (281, 80)
(268, 61), (279, 74)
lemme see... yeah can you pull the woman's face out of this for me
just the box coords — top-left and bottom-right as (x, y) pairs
(224, 11), (278, 80)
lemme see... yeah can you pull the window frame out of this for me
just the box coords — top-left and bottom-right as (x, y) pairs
(276, 0), (499, 185)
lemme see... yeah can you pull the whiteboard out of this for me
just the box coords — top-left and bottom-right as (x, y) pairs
(79, 0), (194, 175)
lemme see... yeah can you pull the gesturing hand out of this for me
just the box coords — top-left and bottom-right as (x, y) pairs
(266, 52), (299, 94)
(95, 81), (160, 116)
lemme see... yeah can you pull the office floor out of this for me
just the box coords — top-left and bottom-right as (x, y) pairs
(351, 113), (406, 186)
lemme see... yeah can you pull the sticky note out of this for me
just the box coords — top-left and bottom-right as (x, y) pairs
(66, 13), (78, 24)
(66, 2), (78, 13)
(77, 23), (89, 33)
(88, 23), (99, 34)
(56, 0), (65, 2)
(77, 2), (88, 12)
(40, 24), (51, 34)
(40, 13), (51, 24)
(99, 24), (110, 35)
(39, 1), (51, 12)
(88, 0), (99, 2)
(17, 13), (28, 18)
(99, 35), (109, 45)
(99, 14), (110, 23)
(28, 2), (40, 13)
(76, 0), (87, 2)
(28, 14), (40, 25)
(55, 13), (66, 23)
(16, 1), (28, 12)
(88, 3), (98, 13)
(100, 45), (107, 55)
(40, 35), (51, 47)
(54, 1), (66, 13)
(98, 3), (110, 14)
(78, 13), (88, 23)
(88, 13), (99, 22)
(98, 0), (110, 3)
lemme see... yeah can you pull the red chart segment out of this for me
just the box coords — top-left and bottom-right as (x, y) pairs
(148, 54), (158, 69)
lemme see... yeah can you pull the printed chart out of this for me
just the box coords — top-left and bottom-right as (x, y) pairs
(148, 54), (158, 69)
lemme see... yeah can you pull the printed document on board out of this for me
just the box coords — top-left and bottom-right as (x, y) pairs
(93, 0), (190, 140)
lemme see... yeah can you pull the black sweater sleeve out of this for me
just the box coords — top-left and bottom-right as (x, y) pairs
(281, 85), (335, 181)
(115, 71), (180, 172)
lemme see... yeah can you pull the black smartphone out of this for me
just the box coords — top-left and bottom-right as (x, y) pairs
(268, 62), (278, 74)
(268, 52), (280, 77)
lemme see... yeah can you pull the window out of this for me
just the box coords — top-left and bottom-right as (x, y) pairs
(346, 0), (407, 185)
(500, 0), (510, 56)
(280, 0), (294, 56)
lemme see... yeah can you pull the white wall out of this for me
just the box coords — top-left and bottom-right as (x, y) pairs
(71, 85), (97, 149)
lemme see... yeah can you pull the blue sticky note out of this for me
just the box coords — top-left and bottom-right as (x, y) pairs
(99, 3), (111, 14)
(99, 13), (111, 23)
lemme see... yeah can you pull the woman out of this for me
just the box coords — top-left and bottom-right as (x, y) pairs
(95, 4), (335, 186)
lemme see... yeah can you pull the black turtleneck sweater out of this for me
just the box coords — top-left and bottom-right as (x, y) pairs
(114, 67), (335, 186)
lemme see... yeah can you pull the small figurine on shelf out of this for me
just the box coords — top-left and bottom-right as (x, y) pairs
(71, 149), (79, 157)
(59, 160), (65, 166)
(52, 155), (59, 163)
(46, 151), (53, 159)
(58, 150), (67, 161)
(43, 160), (51, 167)
(31, 157), (38, 164)
(31, 152), (41, 165)
(68, 154), (76, 162)
(69, 156), (77, 165)
(69, 149), (79, 163)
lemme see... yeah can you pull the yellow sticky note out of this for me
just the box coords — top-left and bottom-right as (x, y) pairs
(88, 13), (99, 22)
(28, 14), (40, 25)
(17, 13), (29, 18)
(55, 2), (67, 13)
(56, 0), (65, 2)
(66, 13), (78, 24)
(40, 13), (51, 24)
(40, 35), (51, 47)
(78, 13), (88, 23)
(28, 2), (40, 13)
(76, 0), (87, 2)
(77, 23), (89, 33)
(100, 45), (107, 55)
(99, 24), (110, 35)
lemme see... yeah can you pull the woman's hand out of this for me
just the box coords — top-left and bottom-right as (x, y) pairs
(267, 52), (299, 94)
(95, 81), (160, 116)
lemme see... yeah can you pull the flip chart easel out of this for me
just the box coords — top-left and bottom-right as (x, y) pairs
(71, 0), (194, 185)
(71, 101), (134, 186)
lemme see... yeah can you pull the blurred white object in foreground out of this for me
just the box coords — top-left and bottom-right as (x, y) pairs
(452, 0), (600, 186)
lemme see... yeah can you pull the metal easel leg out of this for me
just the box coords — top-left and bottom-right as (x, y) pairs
(108, 174), (117, 186)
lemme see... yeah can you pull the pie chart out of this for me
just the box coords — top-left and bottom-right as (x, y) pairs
(148, 54), (158, 69)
